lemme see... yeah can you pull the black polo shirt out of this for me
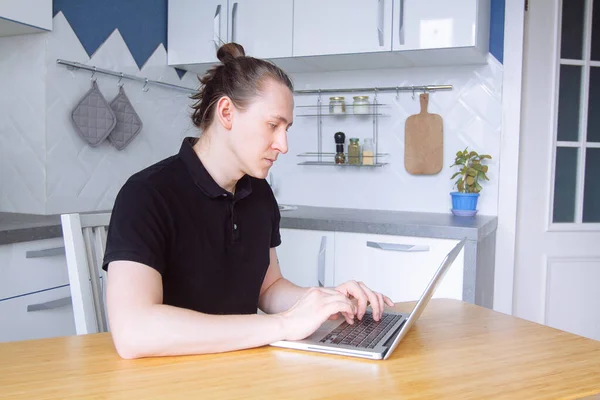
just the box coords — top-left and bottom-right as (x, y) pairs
(102, 137), (281, 315)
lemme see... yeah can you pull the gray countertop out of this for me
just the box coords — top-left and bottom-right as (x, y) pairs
(0, 212), (63, 245)
(0, 206), (497, 246)
(279, 206), (497, 241)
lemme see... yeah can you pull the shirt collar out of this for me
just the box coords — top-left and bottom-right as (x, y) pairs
(179, 137), (252, 200)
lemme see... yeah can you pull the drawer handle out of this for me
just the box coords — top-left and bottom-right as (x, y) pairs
(377, 0), (385, 46)
(27, 296), (72, 312)
(366, 241), (429, 252)
(318, 236), (327, 287)
(398, 0), (405, 45)
(25, 246), (65, 258)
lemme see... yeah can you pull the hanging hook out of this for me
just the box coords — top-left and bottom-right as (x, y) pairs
(90, 66), (97, 82)
(395, 86), (399, 100)
(142, 78), (149, 92)
(117, 72), (124, 87)
(412, 86), (416, 100)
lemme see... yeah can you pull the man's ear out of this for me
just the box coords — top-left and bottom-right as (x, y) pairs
(215, 96), (234, 130)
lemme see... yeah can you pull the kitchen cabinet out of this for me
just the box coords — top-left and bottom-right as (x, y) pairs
(0, 237), (75, 342)
(0, 285), (75, 343)
(229, 0), (293, 59)
(0, 0), (52, 36)
(168, 0), (293, 69)
(0, 238), (69, 301)
(168, 0), (490, 73)
(333, 232), (464, 303)
(277, 228), (334, 288)
(392, 0), (489, 52)
(292, 0), (394, 57)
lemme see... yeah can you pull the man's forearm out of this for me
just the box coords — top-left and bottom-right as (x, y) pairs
(258, 278), (309, 314)
(111, 304), (286, 359)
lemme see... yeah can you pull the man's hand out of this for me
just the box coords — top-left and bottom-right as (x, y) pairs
(279, 287), (357, 341)
(334, 281), (394, 322)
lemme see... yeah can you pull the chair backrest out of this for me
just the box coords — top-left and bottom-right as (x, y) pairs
(61, 212), (111, 335)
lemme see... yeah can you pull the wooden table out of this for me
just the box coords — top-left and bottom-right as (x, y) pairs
(1, 299), (599, 399)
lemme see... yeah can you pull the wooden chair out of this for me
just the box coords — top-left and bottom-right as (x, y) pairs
(61, 212), (111, 334)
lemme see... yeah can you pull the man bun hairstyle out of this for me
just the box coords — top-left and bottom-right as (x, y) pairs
(190, 42), (293, 131)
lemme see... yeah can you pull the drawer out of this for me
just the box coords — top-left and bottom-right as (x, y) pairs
(333, 232), (464, 303)
(0, 285), (76, 343)
(0, 238), (68, 300)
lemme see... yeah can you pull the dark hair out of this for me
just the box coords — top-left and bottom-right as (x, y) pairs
(190, 43), (294, 130)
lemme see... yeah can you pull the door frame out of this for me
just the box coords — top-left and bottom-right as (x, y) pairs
(494, 0), (526, 315)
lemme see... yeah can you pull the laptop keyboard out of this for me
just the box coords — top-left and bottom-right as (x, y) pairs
(319, 312), (402, 349)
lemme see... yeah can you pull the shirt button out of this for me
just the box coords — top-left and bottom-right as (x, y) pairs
(234, 224), (238, 230)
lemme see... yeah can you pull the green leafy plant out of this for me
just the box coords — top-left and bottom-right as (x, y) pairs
(450, 148), (492, 193)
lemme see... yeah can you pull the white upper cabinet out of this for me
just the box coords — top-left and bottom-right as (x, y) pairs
(167, 0), (491, 72)
(0, 0), (52, 37)
(392, 0), (488, 51)
(168, 0), (228, 66)
(229, 0), (293, 59)
(168, 0), (293, 69)
(293, 0), (394, 57)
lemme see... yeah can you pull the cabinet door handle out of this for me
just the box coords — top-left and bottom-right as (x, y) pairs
(318, 236), (327, 287)
(366, 241), (429, 252)
(377, 0), (385, 46)
(25, 246), (65, 258)
(27, 296), (72, 312)
(398, 0), (405, 45)
(231, 2), (239, 43)
(213, 4), (222, 49)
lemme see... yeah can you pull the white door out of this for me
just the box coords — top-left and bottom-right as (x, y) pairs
(276, 229), (334, 288)
(168, 0), (228, 65)
(228, 0), (293, 59)
(515, 0), (600, 341)
(392, 0), (479, 51)
(292, 0), (393, 57)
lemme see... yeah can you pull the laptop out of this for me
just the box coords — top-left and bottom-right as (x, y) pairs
(270, 237), (467, 360)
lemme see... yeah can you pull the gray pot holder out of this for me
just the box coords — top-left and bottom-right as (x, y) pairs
(71, 80), (117, 147)
(108, 86), (143, 150)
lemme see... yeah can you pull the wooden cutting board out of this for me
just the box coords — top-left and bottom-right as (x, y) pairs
(404, 93), (443, 175)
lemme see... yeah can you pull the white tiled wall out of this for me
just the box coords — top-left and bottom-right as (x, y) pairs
(276, 57), (503, 215)
(0, 12), (503, 216)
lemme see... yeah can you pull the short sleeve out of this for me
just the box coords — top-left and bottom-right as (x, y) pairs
(269, 185), (282, 248)
(102, 179), (170, 275)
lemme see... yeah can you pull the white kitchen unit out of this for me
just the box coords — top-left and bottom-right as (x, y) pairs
(168, 0), (490, 73)
(168, 0), (293, 68)
(292, 0), (394, 57)
(0, 0), (52, 37)
(333, 232), (464, 303)
(0, 285), (75, 343)
(0, 237), (75, 342)
(277, 228), (334, 288)
(0, 238), (69, 300)
(392, 0), (486, 51)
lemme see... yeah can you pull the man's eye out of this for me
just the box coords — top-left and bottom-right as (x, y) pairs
(269, 123), (277, 129)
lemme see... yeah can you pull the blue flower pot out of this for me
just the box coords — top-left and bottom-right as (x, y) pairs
(450, 192), (479, 216)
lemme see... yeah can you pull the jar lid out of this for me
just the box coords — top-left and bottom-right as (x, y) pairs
(353, 96), (369, 100)
(329, 96), (345, 101)
(349, 138), (359, 143)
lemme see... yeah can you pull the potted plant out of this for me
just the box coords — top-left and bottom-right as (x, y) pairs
(449, 148), (491, 216)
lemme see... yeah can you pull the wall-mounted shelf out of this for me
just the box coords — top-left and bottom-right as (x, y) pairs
(297, 152), (389, 167)
(294, 85), (453, 167)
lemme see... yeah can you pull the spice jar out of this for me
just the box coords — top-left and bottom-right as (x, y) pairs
(362, 138), (374, 165)
(329, 96), (346, 114)
(348, 138), (360, 165)
(352, 96), (370, 115)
